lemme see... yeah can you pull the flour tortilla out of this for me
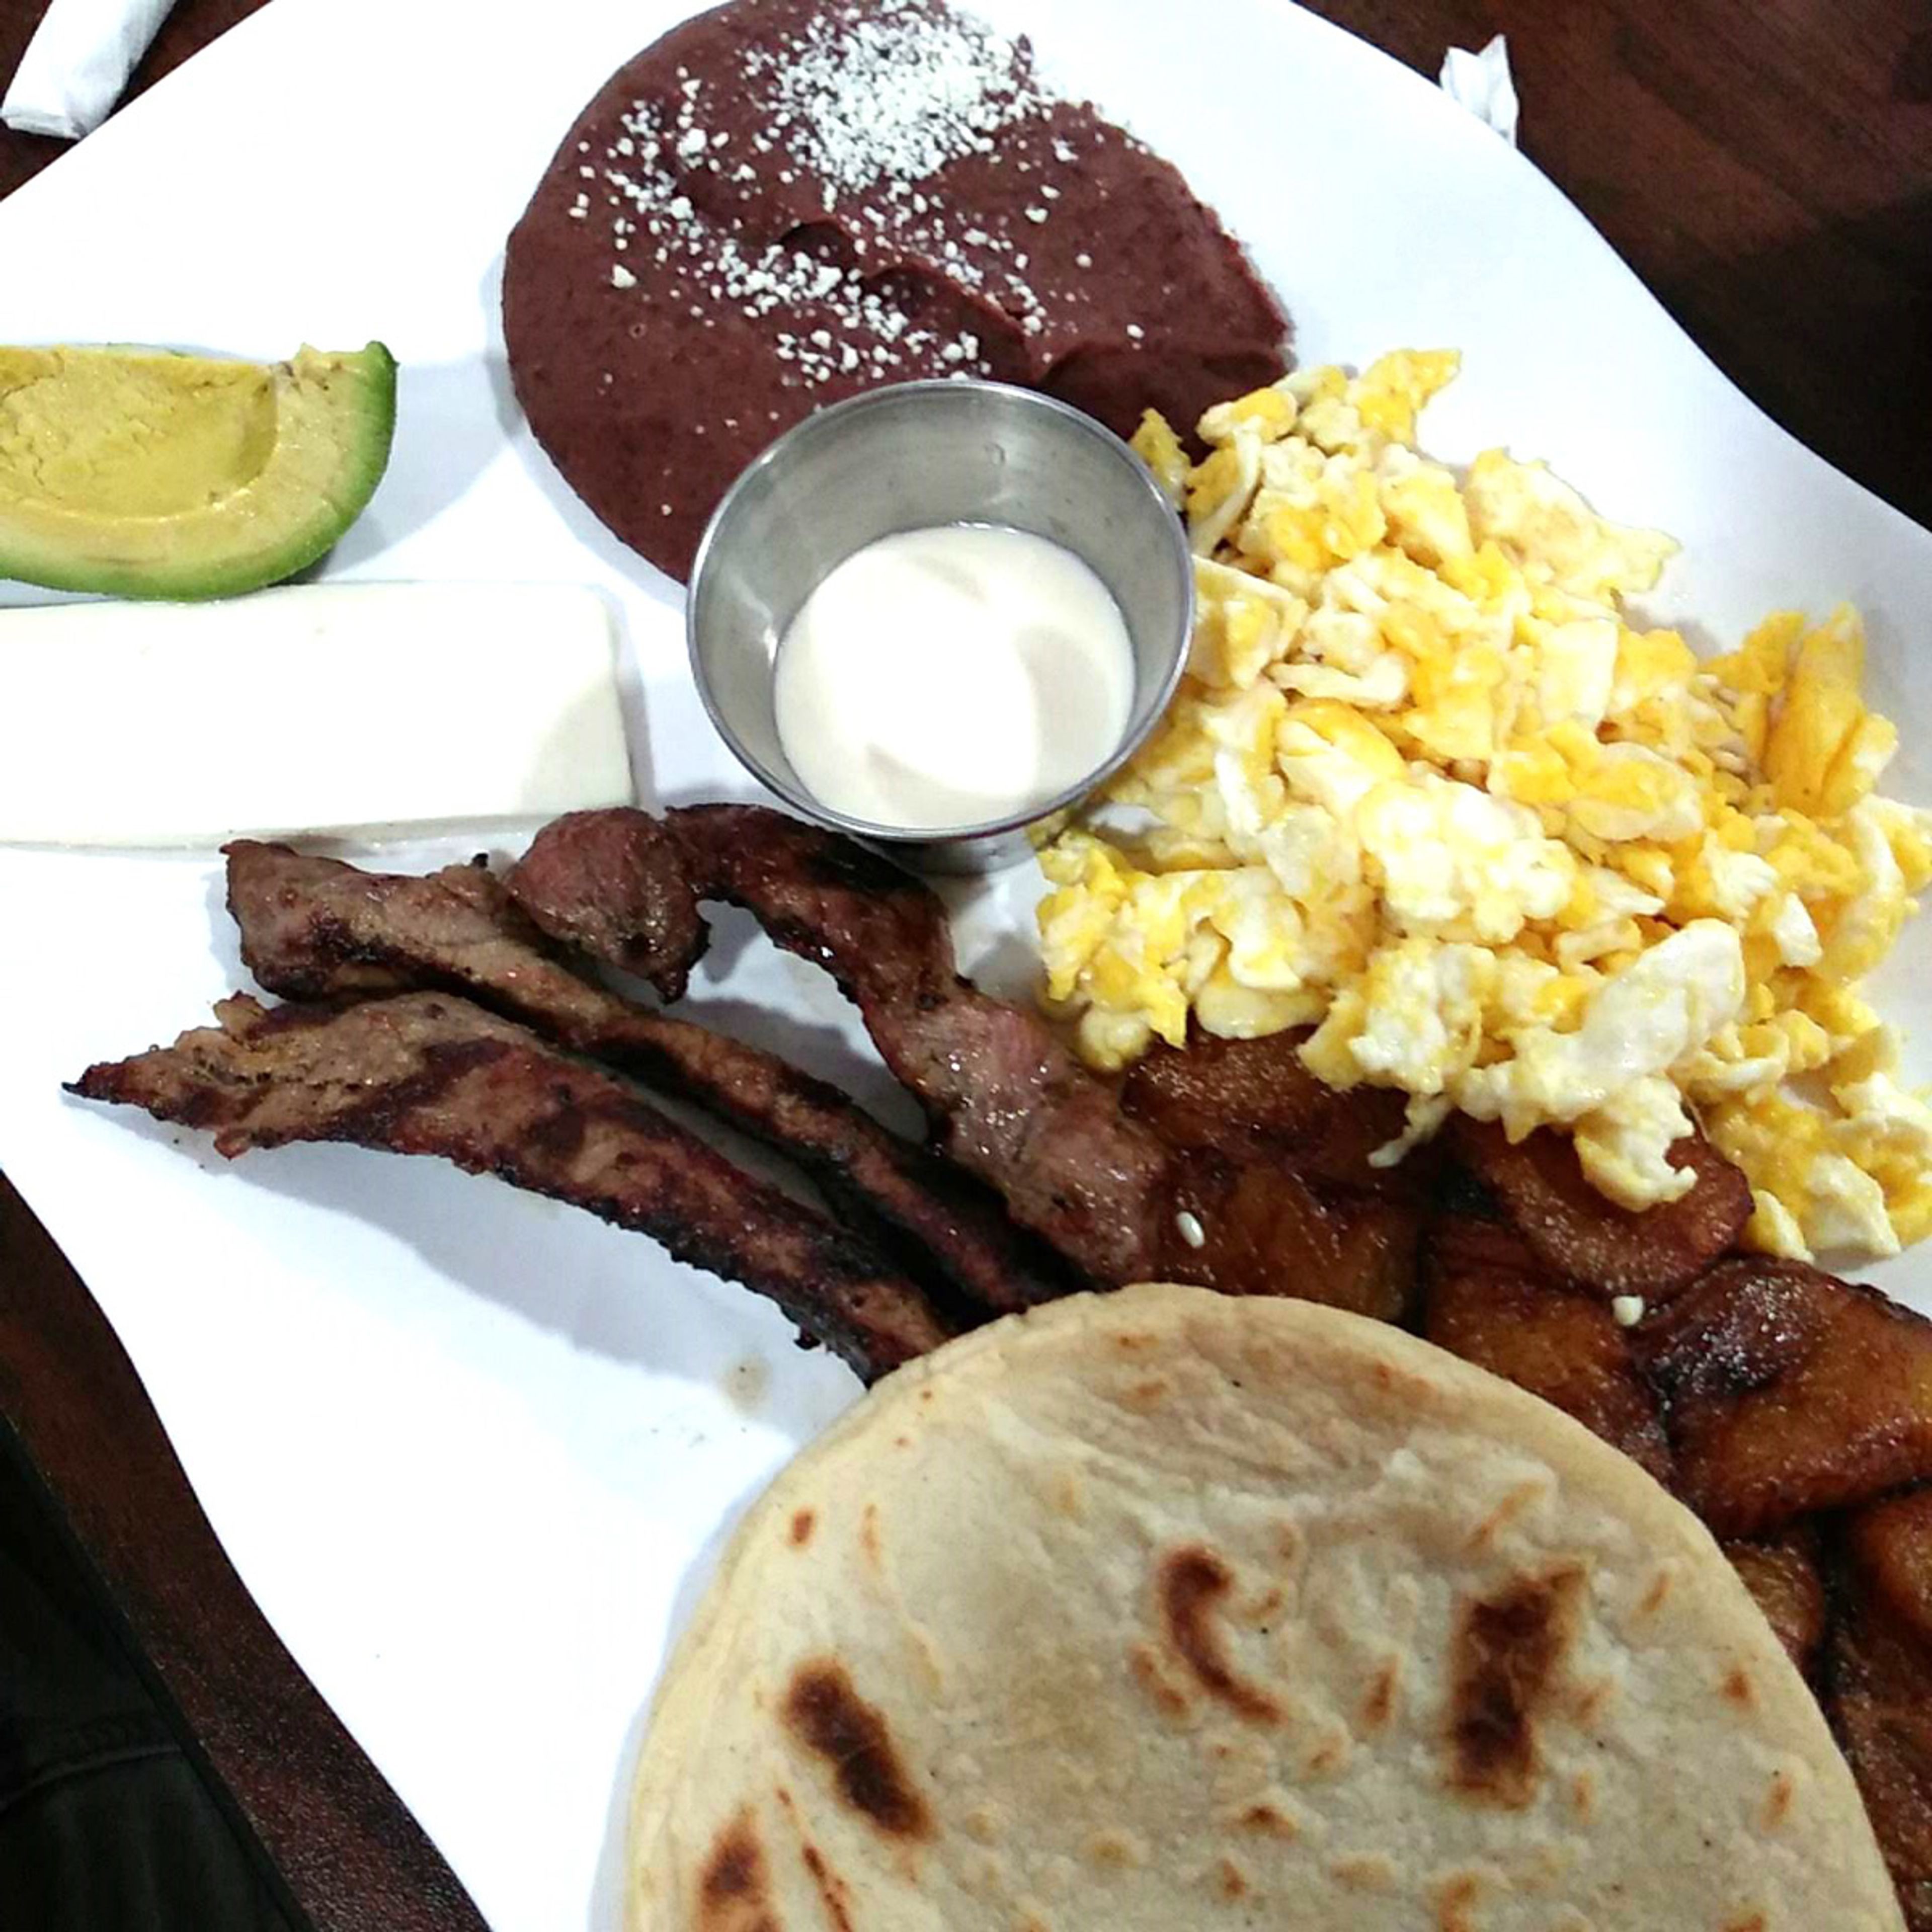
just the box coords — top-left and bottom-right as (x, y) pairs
(628, 1285), (1901, 1930)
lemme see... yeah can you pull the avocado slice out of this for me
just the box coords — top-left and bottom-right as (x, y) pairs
(0, 342), (396, 600)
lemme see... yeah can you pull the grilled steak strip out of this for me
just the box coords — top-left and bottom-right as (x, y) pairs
(513, 807), (1172, 1282)
(68, 992), (952, 1380)
(507, 808), (1415, 1319)
(501, 807), (710, 1000)
(225, 840), (1061, 1317)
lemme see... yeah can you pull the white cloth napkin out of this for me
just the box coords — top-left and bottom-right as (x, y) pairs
(1439, 33), (1520, 147)
(2, 0), (179, 140)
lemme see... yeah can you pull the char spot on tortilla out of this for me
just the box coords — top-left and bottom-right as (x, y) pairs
(1217, 1857), (1249, 1899)
(1361, 1657), (1401, 1732)
(1085, 1829), (1145, 1868)
(1434, 1869), (1485, 1932)
(789, 1509), (816, 1547)
(795, 1840), (854, 1932)
(1763, 1768), (1797, 1831)
(1331, 1853), (1397, 1892)
(1157, 1546), (1282, 1723)
(1235, 1800), (1300, 1839)
(1465, 1477), (1553, 1552)
(1637, 1566), (1675, 1617)
(1446, 1564), (1586, 1807)
(1566, 1675), (1616, 1725)
(1723, 1665), (1756, 1708)
(781, 1660), (933, 1841)
(697, 1807), (777, 1932)
(1127, 1641), (1192, 1720)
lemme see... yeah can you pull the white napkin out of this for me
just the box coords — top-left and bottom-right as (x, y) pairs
(1439, 33), (1520, 147)
(2, 0), (179, 140)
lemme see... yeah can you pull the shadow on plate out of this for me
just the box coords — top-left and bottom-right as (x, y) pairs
(69, 1091), (859, 1441)
(315, 353), (513, 570)
(588, 1456), (799, 1932)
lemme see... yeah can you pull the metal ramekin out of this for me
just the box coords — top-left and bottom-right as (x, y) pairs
(686, 379), (1194, 873)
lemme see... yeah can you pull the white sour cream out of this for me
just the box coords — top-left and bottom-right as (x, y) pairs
(773, 524), (1135, 830)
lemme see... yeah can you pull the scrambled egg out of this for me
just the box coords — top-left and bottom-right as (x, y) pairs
(1037, 352), (1932, 1262)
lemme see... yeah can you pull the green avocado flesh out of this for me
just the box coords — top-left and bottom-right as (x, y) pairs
(0, 342), (396, 600)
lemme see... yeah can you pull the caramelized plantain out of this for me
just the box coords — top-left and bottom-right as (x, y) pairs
(1422, 1214), (1673, 1484)
(1724, 1526), (1827, 1677)
(1449, 1116), (1749, 1303)
(1829, 1489), (1932, 1929)
(1851, 1489), (1932, 1637)
(1637, 1259), (1932, 1538)
(1160, 1152), (1419, 1325)
(1123, 1030), (1415, 1194)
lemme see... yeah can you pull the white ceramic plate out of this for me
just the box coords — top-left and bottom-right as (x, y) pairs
(1, 3), (1927, 1925)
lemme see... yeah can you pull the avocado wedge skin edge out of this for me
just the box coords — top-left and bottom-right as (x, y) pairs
(0, 342), (397, 601)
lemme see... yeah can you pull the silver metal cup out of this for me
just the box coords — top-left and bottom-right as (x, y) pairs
(686, 379), (1194, 873)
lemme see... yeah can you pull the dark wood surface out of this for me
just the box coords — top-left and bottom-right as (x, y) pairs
(0, 1172), (491, 1931)
(1, 1), (1927, 1925)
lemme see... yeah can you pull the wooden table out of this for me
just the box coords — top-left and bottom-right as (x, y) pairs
(1, 2), (1926, 1924)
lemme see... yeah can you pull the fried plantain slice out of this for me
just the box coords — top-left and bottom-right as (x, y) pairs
(1724, 1526), (1828, 1677)
(1422, 1214), (1673, 1484)
(1448, 1116), (1750, 1303)
(1122, 1030), (1415, 1194)
(1636, 1259), (1932, 1538)
(1158, 1151), (1420, 1326)
(1829, 1488), (1932, 1929)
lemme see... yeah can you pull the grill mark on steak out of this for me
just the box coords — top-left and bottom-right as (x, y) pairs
(225, 839), (1062, 1318)
(512, 806), (1412, 1316)
(68, 991), (951, 1380)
